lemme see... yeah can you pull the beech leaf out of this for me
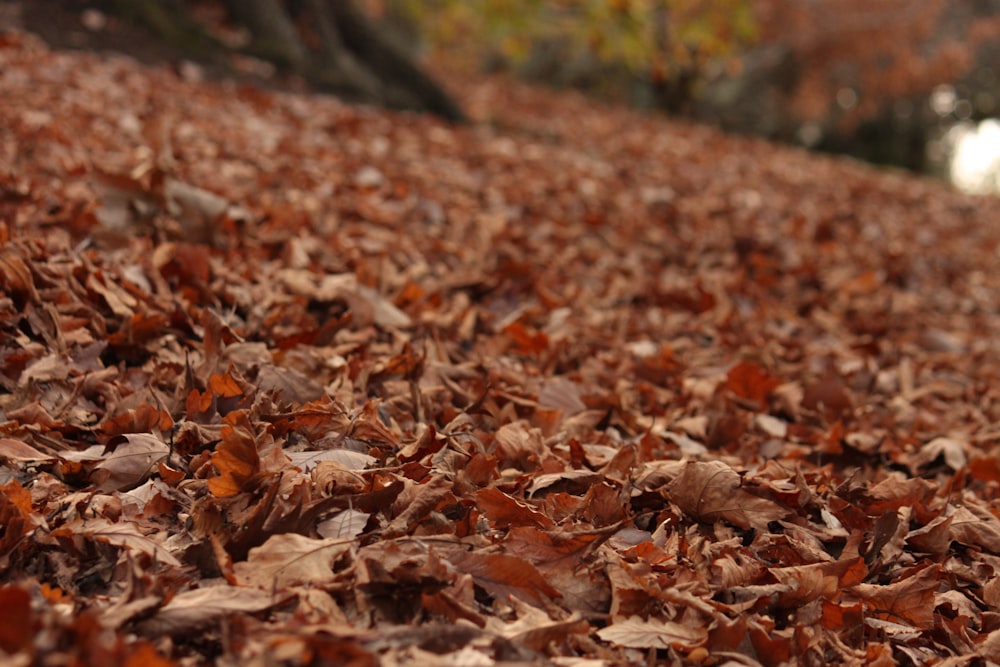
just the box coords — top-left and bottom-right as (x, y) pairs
(666, 460), (788, 529)
(208, 411), (261, 497)
(0, 438), (53, 462)
(447, 551), (561, 608)
(138, 586), (287, 635)
(92, 434), (170, 492)
(55, 518), (181, 567)
(234, 533), (354, 589)
(597, 617), (706, 650)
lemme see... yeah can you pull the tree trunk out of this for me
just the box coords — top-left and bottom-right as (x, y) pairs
(110, 0), (466, 123)
(111, 0), (217, 56)
(222, 0), (306, 68)
(300, 0), (387, 102)
(323, 0), (466, 122)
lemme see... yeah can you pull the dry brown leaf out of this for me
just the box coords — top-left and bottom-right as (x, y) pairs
(287, 449), (376, 472)
(91, 434), (170, 492)
(384, 474), (454, 538)
(486, 598), (588, 651)
(597, 616), (706, 650)
(526, 470), (604, 496)
(86, 271), (137, 317)
(905, 515), (953, 556)
(54, 518), (181, 567)
(475, 487), (555, 529)
(234, 533), (354, 589)
(725, 360), (781, 407)
(493, 421), (548, 471)
(18, 352), (71, 385)
(256, 364), (325, 405)
(850, 565), (940, 628)
(979, 627), (1000, 658)
(666, 460), (789, 529)
(502, 526), (611, 612)
(137, 586), (288, 635)
(904, 436), (968, 472)
(317, 509), (370, 540)
(947, 504), (1000, 553)
(99, 404), (173, 437)
(859, 473), (936, 515)
(768, 557), (867, 607)
(0, 437), (53, 462)
(447, 551), (560, 608)
(537, 378), (587, 415)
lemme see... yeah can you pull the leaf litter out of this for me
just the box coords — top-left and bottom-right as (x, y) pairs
(3, 28), (1000, 665)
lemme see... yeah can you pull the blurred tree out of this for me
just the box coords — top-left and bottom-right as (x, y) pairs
(397, 0), (757, 113)
(696, 0), (1000, 168)
(109, 0), (466, 121)
(97, 0), (1000, 172)
(749, 0), (1000, 131)
(393, 0), (1000, 171)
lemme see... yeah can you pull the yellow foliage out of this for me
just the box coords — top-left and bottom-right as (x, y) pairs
(396, 0), (757, 79)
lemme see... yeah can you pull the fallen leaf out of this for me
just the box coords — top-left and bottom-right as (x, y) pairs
(948, 503), (1000, 553)
(54, 518), (181, 567)
(725, 360), (780, 407)
(447, 551), (560, 608)
(597, 616), (706, 650)
(475, 487), (555, 529)
(317, 509), (370, 540)
(0, 585), (33, 653)
(208, 411), (261, 497)
(384, 474), (454, 538)
(91, 433), (170, 492)
(666, 460), (789, 529)
(137, 586), (288, 635)
(287, 449), (376, 472)
(768, 557), (867, 607)
(850, 565), (939, 628)
(234, 533), (353, 588)
(905, 436), (968, 472)
(538, 378), (587, 415)
(0, 437), (54, 462)
(487, 598), (588, 651)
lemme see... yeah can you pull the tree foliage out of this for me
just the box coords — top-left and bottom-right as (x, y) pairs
(397, 0), (1000, 148)
(750, 0), (1000, 130)
(398, 0), (756, 94)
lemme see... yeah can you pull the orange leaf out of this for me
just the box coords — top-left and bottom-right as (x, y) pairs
(503, 321), (549, 355)
(208, 372), (243, 398)
(185, 388), (211, 418)
(475, 488), (555, 530)
(100, 403), (174, 437)
(0, 481), (36, 556)
(124, 642), (176, 667)
(0, 586), (33, 653)
(208, 411), (260, 496)
(725, 360), (780, 406)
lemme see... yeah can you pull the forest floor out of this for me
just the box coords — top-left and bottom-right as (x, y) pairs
(4, 7), (1000, 666)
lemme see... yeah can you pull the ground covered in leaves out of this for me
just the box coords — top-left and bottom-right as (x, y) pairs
(4, 28), (1000, 667)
